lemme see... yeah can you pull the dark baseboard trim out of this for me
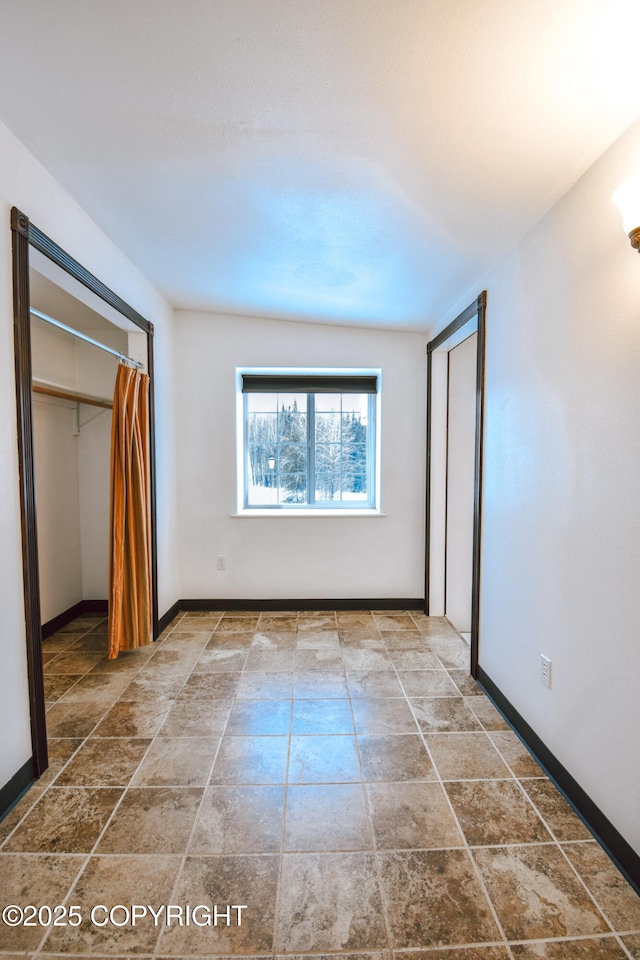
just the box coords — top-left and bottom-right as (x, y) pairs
(41, 600), (108, 640)
(477, 666), (640, 895)
(176, 598), (424, 613)
(0, 757), (35, 822)
(158, 600), (181, 635)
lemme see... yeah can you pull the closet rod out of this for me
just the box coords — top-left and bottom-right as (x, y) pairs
(30, 307), (143, 369)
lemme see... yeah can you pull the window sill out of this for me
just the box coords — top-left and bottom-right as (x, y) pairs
(232, 509), (386, 518)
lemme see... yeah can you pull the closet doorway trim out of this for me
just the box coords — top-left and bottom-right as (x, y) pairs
(425, 292), (486, 679)
(10, 207), (159, 778)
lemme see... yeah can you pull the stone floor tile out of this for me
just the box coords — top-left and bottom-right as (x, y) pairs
(58, 672), (133, 703)
(190, 784), (285, 853)
(252, 629), (297, 650)
(211, 735), (289, 784)
(277, 852), (388, 953)
(226, 698), (292, 735)
(293, 671), (349, 699)
(447, 669), (485, 696)
(158, 854), (279, 955)
(351, 698), (419, 735)
(622, 933), (640, 958)
(487, 730), (544, 778)
(0, 854), (85, 951)
(346, 670), (405, 698)
(177, 672), (241, 700)
(206, 629), (255, 648)
(465, 696), (510, 730)
(358, 734), (436, 782)
(289, 734), (361, 783)
(377, 848), (500, 948)
(4, 786), (122, 853)
(215, 615), (260, 632)
(445, 779), (552, 845)
(387, 649), (443, 670)
(411, 697), (481, 733)
(42, 854), (180, 955)
(285, 783), (371, 851)
(341, 649), (394, 672)
(96, 786), (202, 854)
(426, 732), (512, 780)
(159, 698), (231, 737)
(236, 671), (294, 699)
(44, 674), (80, 703)
(131, 736), (218, 786)
(373, 614), (416, 631)
(44, 700), (110, 739)
(54, 736), (152, 786)
(291, 698), (354, 734)
(521, 779), (593, 841)
(244, 649), (296, 673)
(119, 673), (186, 701)
(562, 841), (640, 931)
(473, 844), (610, 941)
(397, 670), (460, 697)
(192, 648), (248, 673)
(367, 780), (464, 849)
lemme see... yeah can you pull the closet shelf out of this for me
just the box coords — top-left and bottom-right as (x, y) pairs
(32, 379), (113, 409)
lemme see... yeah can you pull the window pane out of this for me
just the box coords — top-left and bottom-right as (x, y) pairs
(342, 442), (368, 494)
(247, 441), (279, 505)
(342, 408), (368, 441)
(342, 394), (369, 417)
(277, 443), (307, 504)
(279, 474), (307, 503)
(314, 393), (341, 412)
(315, 443), (342, 501)
(315, 411), (340, 442)
(276, 394), (307, 441)
(342, 472), (368, 500)
(247, 392), (279, 413)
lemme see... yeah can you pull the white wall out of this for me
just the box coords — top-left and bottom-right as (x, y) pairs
(476, 117), (640, 855)
(0, 120), (178, 796)
(32, 396), (83, 622)
(174, 312), (426, 601)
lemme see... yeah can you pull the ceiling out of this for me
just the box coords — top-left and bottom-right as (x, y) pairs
(1, 0), (640, 333)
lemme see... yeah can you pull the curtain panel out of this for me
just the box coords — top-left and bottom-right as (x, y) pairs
(108, 364), (152, 660)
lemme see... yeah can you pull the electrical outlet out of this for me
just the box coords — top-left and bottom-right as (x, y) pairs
(540, 655), (552, 689)
(216, 555), (226, 571)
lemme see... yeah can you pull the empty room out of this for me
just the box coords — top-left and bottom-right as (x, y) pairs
(0, 1), (639, 958)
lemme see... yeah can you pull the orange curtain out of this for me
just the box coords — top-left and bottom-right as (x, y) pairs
(108, 363), (152, 660)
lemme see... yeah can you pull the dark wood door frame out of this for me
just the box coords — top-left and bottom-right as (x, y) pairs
(425, 292), (486, 678)
(11, 207), (159, 778)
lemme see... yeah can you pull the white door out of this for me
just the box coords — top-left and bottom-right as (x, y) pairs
(445, 332), (477, 634)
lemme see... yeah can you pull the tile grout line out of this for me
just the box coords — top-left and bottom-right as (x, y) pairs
(398, 611), (517, 959)
(38, 611), (211, 960)
(149, 610), (231, 958)
(349, 616), (395, 954)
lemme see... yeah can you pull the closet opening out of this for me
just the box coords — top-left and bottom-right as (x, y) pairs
(11, 208), (158, 780)
(425, 292), (486, 678)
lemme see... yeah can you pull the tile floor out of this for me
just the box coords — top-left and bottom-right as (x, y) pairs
(1, 609), (639, 958)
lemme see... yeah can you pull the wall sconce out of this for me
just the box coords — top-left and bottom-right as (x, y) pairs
(612, 175), (640, 252)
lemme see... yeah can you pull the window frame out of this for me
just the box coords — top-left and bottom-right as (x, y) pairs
(236, 367), (382, 515)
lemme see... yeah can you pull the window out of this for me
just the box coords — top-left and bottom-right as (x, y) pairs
(238, 369), (380, 512)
